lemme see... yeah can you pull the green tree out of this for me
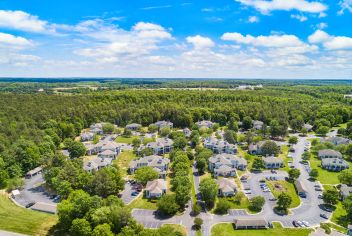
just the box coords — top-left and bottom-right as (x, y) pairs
(134, 166), (159, 185)
(175, 185), (191, 207)
(194, 217), (203, 230)
(195, 158), (207, 174)
(309, 169), (319, 180)
(160, 127), (171, 137)
(316, 126), (330, 136)
(70, 218), (92, 236)
(148, 124), (158, 133)
(224, 130), (237, 144)
(92, 224), (114, 236)
(242, 116), (252, 130)
(322, 189), (339, 206)
(249, 196), (265, 212)
(261, 141), (279, 156)
(102, 123), (115, 134)
(67, 141), (86, 159)
(157, 194), (179, 215)
(215, 199), (230, 215)
(277, 192), (292, 210)
(290, 117), (304, 132)
(199, 178), (218, 206)
(343, 195), (352, 218)
(90, 167), (124, 198)
(338, 169), (352, 186)
(252, 157), (265, 170)
(173, 136), (188, 149)
(132, 138), (141, 148)
(288, 136), (298, 145)
(288, 168), (301, 181)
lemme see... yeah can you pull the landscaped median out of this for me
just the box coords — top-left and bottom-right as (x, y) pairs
(211, 222), (313, 236)
(266, 180), (300, 208)
(0, 193), (57, 235)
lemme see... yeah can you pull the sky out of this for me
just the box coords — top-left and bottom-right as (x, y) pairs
(0, 0), (352, 79)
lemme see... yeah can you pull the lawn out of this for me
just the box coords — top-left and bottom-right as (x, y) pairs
(115, 135), (138, 144)
(309, 156), (340, 184)
(278, 145), (292, 171)
(266, 180), (300, 208)
(127, 195), (158, 210)
(211, 223), (313, 236)
(162, 224), (187, 236)
(190, 168), (197, 203)
(114, 151), (136, 177)
(0, 194), (57, 235)
(331, 201), (349, 227)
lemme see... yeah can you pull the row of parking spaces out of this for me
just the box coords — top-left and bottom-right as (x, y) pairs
(132, 209), (156, 216)
(140, 221), (163, 229)
(277, 217), (327, 228)
(228, 210), (248, 216)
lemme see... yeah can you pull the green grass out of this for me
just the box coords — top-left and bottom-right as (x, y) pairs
(190, 168), (197, 204)
(309, 156), (340, 184)
(0, 194), (57, 235)
(115, 135), (138, 144)
(162, 224), (187, 236)
(321, 222), (347, 234)
(114, 151), (136, 177)
(266, 180), (300, 208)
(211, 223), (313, 236)
(196, 229), (202, 236)
(279, 145), (292, 171)
(331, 201), (349, 227)
(127, 195), (158, 210)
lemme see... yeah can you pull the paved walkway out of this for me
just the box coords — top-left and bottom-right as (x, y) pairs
(132, 134), (334, 235)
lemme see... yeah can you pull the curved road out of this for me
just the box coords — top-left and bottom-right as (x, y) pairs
(132, 135), (332, 236)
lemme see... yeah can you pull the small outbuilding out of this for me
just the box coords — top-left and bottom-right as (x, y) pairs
(233, 218), (268, 229)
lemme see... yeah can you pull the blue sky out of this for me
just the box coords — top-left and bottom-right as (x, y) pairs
(0, 0), (351, 78)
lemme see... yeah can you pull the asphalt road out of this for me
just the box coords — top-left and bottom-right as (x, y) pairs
(132, 134), (334, 236)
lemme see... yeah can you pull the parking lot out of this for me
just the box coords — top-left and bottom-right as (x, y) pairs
(120, 181), (141, 204)
(14, 173), (57, 208)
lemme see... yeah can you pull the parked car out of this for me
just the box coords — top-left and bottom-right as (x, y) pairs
(297, 221), (304, 227)
(292, 220), (299, 227)
(302, 221), (310, 227)
(271, 169), (277, 174)
(320, 213), (328, 219)
(25, 202), (35, 208)
(323, 206), (333, 212)
(269, 198), (277, 201)
(131, 191), (139, 196)
(318, 194), (323, 199)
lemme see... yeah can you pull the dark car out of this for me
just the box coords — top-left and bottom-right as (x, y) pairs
(25, 202), (35, 208)
(324, 207), (333, 212)
(131, 192), (139, 196)
(320, 213), (328, 219)
(292, 220), (299, 227)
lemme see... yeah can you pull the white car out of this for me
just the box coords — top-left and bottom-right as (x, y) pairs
(297, 221), (304, 227)
(302, 221), (310, 227)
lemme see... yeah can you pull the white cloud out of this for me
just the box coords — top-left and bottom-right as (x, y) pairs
(0, 32), (32, 47)
(316, 22), (328, 29)
(309, 30), (352, 50)
(0, 10), (54, 33)
(186, 35), (215, 49)
(221, 32), (305, 47)
(248, 16), (260, 23)
(235, 0), (327, 14)
(338, 0), (352, 15)
(290, 14), (308, 22)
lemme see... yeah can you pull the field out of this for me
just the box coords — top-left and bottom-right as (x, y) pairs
(266, 180), (300, 208)
(127, 195), (158, 210)
(211, 223), (313, 236)
(331, 201), (349, 227)
(115, 136), (138, 144)
(0, 194), (57, 235)
(114, 151), (136, 176)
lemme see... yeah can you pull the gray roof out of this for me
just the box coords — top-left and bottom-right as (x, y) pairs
(196, 120), (214, 128)
(325, 136), (351, 145)
(154, 121), (173, 128)
(144, 138), (174, 149)
(295, 180), (307, 193)
(318, 149), (343, 158)
(217, 178), (237, 193)
(126, 123), (141, 129)
(129, 155), (170, 169)
(209, 153), (247, 166)
(83, 156), (113, 171)
(262, 156), (283, 165)
(204, 137), (236, 150)
(234, 218), (267, 227)
(248, 141), (266, 151)
(145, 179), (167, 194)
(322, 158), (349, 167)
(340, 184), (352, 198)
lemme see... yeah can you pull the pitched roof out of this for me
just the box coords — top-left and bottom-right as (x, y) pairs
(234, 218), (267, 227)
(318, 149), (343, 158)
(295, 180), (307, 193)
(145, 179), (167, 194)
(217, 178), (237, 192)
(262, 156), (283, 164)
(322, 158), (349, 167)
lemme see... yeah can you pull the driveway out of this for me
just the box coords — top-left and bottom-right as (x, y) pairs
(120, 182), (139, 204)
(14, 173), (57, 208)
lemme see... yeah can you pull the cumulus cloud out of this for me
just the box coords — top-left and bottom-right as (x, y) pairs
(338, 0), (352, 15)
(248, 16), (260, 23)
(221, 32), (305, 47)
(290, 14), (308, 22)
(186, 35), (215, 49)
(235, 0), (327, 14)
(309, 30), (352, 50)
(0, 32), (32, 47)
(0, 10), (55, 33)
